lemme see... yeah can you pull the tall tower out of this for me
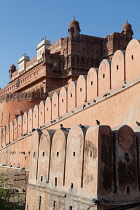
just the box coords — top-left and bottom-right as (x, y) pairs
(68, 19), (81, 36)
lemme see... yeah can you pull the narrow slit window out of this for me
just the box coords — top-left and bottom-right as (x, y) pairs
(127, 186), (130, 194)
(116, 65), (119, 70)
(42, 152), (45, 156)
(125, 153), (129, 162)
(90, 151), (92, 157)
(62, 99), (64, 102)
(73, 152), (75, 156)
(57, 152), (59, 157)
(71, 183), (73, 188)
(39, 196), (41, 210)
(80, 88), (82, 92)
(132, 55), (134, 60)
(41, 176), (43, 182)
(55, 177), (57, 186)
(91, 81), (93, 85)
(71, 93), (72, 97)
(103, 74), (105, 78)
(53, 201), (56, 208)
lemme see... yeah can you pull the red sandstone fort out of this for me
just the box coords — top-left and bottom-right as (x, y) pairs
(0, 20), (140, 209)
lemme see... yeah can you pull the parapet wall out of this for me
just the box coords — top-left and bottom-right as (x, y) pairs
(1, 39), (140, 209)
(25, 124), (140, 210)
(0, 39), (140, 145)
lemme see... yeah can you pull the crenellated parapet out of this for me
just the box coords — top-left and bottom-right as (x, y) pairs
(1, 124), (136, 208)
(1, 39), (140, 145)
(25, 124), (140, 209)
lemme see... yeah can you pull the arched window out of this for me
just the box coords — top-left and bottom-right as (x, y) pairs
(81, 57), (85, 65)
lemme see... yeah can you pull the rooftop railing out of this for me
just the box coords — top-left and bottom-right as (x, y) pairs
(0, 92), (48, 102)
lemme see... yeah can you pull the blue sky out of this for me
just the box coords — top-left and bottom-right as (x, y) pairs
(0, 0), (140, 88)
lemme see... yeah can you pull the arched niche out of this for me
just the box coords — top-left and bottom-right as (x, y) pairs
(84, 125), (113, 198)
(59, 87), (67, 117)
(37, 129), (55, 185)
(45, 97), (52, 124)
(68, 81), (76, 112)
(114, 125), (138, 195)
(18, 115), (23, 138)
(0, 128), (2, 147)
(98, 59), (111, 97)
(28, 130), (42, 184)
(28, 108), (33, 133)
(111, 50), (125, 90)
(13, 118), (18, 140)
(65, 125), (87, 192)
(125, 39), (140, 83)
(39, 101), (45, 127)
(76, 75), (87, 107)
(6, 124), (10, 145)
(49, 128), (68, 189)
(1, 127), (6, 147)
(33, 105), (39, 129)
(52, 92), (59, 120)
(10, 121), (14, 143)
(23, 112), (28, 135)
(87, 68), (98, 101)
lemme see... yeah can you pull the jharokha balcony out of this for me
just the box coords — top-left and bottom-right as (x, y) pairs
(0, 91), (48, 102)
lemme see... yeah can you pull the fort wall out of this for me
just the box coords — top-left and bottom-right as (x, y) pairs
(0, 39), (140, 209)
(0, 39), (140, 144)
(0, 99), (42, 127)
(25, 124), (140, 209)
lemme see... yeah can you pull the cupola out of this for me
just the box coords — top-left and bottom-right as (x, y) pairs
(9, 64), (16, 78)
(68, 19), (81, 36)
(122, 21), (133, 36)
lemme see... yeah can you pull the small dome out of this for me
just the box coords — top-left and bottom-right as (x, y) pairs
(68, 19), (81, 36)
(122, 21), (133, 36)
(10, 64), (16, 72)
(70, 19), (81, 31)
(122, 22), (132, 30)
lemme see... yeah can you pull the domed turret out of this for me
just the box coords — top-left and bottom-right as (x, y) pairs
(9, 64), (16, 79)
(68, 19), (81, 36)
(9, 64), (16, 72)
(122, 21), (133, 36)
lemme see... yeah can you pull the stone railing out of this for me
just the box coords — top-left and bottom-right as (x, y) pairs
(0, 92), (48, 102)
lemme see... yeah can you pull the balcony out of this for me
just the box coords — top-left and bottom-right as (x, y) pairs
(0, 92), (48, 102)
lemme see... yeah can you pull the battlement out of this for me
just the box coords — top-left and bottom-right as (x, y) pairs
(0, 124), (140, 209)
(0, 38), (140, 209)
(0, 39), (140, 141)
